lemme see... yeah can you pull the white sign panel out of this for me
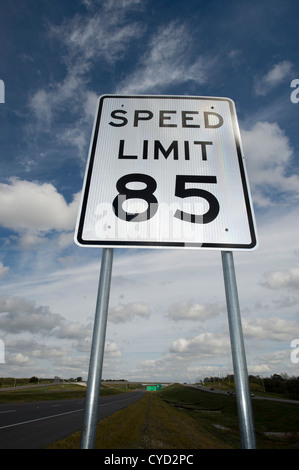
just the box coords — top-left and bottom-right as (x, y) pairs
(75, 95), (257, 250)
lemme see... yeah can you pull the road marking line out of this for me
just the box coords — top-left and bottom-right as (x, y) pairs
(0, 391), (144, 430)
(0, 408), (84, 430)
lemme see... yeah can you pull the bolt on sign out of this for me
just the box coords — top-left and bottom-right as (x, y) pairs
(75, 95), (257, 250)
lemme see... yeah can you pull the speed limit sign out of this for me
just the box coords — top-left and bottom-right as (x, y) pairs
(75, 95), (257, 250)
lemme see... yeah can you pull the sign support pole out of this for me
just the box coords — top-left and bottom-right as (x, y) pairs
(221, 251), (256, 449)
(80, 247), (114, 449)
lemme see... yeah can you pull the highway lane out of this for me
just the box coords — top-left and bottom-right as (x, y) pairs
(186, 384), (299, 404)
(0, 389), (145, 449)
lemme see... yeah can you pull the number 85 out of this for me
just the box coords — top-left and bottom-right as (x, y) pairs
(112, 173), (220, 224)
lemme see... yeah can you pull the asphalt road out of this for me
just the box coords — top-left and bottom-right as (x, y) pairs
(186, 385), (299, 404)
(0, 389), (145, 449)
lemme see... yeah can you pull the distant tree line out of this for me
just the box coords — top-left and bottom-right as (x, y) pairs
(0, 376), (84, 388)
(103, 378), (128, 381)
(200, 374), (299, 400)
(262, 374), (299, 399)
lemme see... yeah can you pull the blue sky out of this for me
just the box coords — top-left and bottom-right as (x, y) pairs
(0, 0), (298, 382)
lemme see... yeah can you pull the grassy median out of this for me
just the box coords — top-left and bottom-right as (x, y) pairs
(48, 389), (229, 449)
(47, 384), (299, 449)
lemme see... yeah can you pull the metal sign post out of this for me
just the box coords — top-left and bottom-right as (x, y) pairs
(221, 250), (256, 449)
(80, 247), (114, 449)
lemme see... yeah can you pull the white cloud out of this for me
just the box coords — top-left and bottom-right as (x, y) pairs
(83, 90), (98, 118)
(167, 301), (223, 322)
(259, 350), (291, 367)
(169, 332), (230, 357)
(82, 0), (144, 10)
(0, 294), (97, 376)
(8, 353), (33, 366)
(254, 60), (293, 95)
(50, 6), (143, 81)
(31, 345), (70, 359)
(61, 127), (87, 156)
(241, 121), (299, 206)
(0, 262), (9, 278)
(29, 5), (144, 154)
(243, 317), (297, 341)
(135, 334), (232, 382)
(30, 89), (52, 126)
(104, 341), (122, 358)
(56, 1), (144, 65)
(55, 321), (92, 341)
(247, 364), (271, 375)
(262, 268), (299, 290)
(103, 0), (144, 10)
(108, 302), (150, 324)
(18, 232), (46, 249)
(0, 178), (80, 236)
(0, 295), (63, 334)
(116, 21), (209, 94)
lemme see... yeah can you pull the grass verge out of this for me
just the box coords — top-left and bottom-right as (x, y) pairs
(0, 383), (128, 403)
(0, 384), (87, 403)
(48, 390), (229, 449)
(160, 385), (299, 449)
(48, 384), (299, 450)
